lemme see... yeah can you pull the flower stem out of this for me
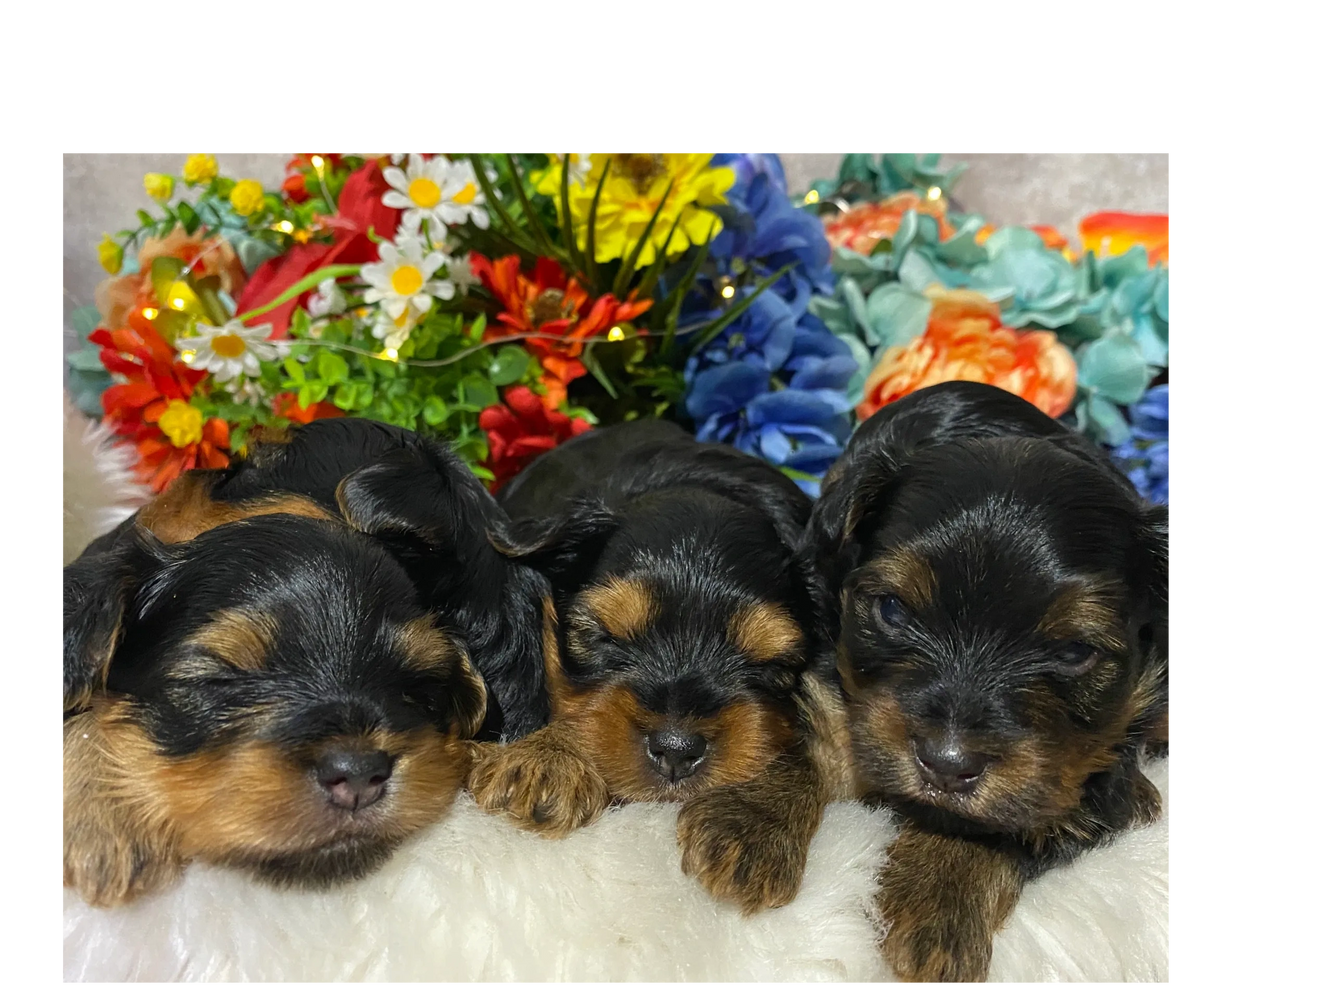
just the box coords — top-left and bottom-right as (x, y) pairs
(234, 265), (365, 324)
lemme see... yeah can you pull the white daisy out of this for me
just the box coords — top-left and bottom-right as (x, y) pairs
(445, 253), (477, 292)
(382, 154), (459, 242)
(306, 277), (346, 318)
(437, 158), (490, 230)
(176, 320), (288, 383)
(371, 302), (423, 351)
(360, 234), (455, 320)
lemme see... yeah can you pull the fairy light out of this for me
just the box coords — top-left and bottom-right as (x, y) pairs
(310, 155), (325, 174)
(141, 307), (159, 320)
(171, 297), (187, 310)
(607, 326), (626, 342)
(803, 189), (819, 205)
(377, 347), (399, 361)
(179, 349), (196, 363)
(926, 186), (943, 202)
(273, 220), (295, 234)
(720, 282), (736, 300)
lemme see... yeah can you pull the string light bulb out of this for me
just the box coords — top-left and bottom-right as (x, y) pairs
(607, 326), (626, 342)
(310, 155), (325, 174)
(377, 347), (399, 361)
(273, 220), (295, 234)
(171, 297), (187, 310)
(141, 307), (159, 320)
(720, 282), (736, 300)
(803, 189), (820, 205)
(926, 186), (943, 202)
(179, 349), (196, 363)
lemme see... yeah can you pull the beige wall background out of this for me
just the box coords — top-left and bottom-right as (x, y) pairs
(63, 154), (1167, 358)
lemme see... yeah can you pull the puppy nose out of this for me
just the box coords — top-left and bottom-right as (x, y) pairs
(317, 749), (393, 810)
(913, 737), (989, 794)
(646, 727), (708, 782)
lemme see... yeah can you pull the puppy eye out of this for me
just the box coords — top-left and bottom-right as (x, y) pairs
(879, 595), (910, 627)
(1053, 642), (1100, 676)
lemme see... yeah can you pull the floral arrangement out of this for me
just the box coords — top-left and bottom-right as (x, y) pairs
(67, 153), (1168, 501)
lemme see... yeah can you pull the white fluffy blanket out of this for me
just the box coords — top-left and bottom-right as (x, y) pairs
(61, 403), (1168, 982)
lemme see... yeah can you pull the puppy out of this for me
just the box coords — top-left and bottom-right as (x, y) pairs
(64, 418), (551, 906)
(806, 382), (1168, 981)
(466, 420), (854, 914)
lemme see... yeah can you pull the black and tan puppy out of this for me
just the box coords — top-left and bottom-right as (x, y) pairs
(466, 421), (852, 914)
(806, 381), (1168, 981)
(64, 418), (552, 906)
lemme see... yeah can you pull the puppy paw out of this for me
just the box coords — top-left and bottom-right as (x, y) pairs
(64, 818), (182, 908)
(467, 733), (609, 838)
(677, 784), (814, 915)
(878, 892), (994, 982)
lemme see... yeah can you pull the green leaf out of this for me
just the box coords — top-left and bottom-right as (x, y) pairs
(582, 344), (619, 399)
(71, 305), (102, 338)
(297, 384), (313, 409)
(282, 357), (305, 382)
(488, 345), (530, 385)
(316, 352), (349, 384)
(422, 395), (448, 426)
(559, 154), (576, 260)
(469, 312), (487, 342)
(355, 382), (375, 408)
(505, 153), (563, 262)
(177, 201), (200, 236)
(466, 155), (536, 255)
(584, 159), (611, 282)
(234, 264), (363, 324)
(664, 235), (716, 346)
(306, 382), (328, 404)
(333, 383), (358, 410)
(136, 210), (155, 228)
(461, 373), (499, 408)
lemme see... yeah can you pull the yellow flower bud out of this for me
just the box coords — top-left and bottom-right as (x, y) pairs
(230, 179), (266, 217)
(143, 172), (174, 203)
(157, 399), (204, 448)
(182, 154), (218, 186)
(97, 234), (123, 276)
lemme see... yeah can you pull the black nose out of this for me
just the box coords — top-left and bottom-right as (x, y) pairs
(646, 727), (708, 782)
(913, 737), (990, 794)
(316, 749), (394, 810)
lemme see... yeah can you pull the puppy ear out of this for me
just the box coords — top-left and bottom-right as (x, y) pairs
(63, 525), (168, 713)
(491, 496), (620, 595)
(336, 444), (502, 559)
(804, 449), (902, 594)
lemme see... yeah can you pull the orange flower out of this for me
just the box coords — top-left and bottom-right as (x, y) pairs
(824, 192), (955, 255)
(95, 226), (247, 330)
(272, 392), (344, 425)
(976, 223), (1069, 252)
(1079, 212), (1168, 266)
(472, 254), (652, 410)
(856, 286), (1077, 422)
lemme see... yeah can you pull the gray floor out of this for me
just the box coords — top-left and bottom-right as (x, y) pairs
(63, 153), (1166, 358)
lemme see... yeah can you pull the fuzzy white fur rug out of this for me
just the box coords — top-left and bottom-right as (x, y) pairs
(61, 401), (1168, 982)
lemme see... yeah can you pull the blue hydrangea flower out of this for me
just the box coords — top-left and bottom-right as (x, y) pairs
(1110, 384), (1168, 504)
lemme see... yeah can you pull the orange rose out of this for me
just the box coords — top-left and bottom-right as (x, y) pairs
(824, 192), (955, 255)
(1079, 212), (1168, 266)
(95, 226), (247, 330)
(856, 286), (1077, 421)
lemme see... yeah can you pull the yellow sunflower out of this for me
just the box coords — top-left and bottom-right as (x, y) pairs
(532, 154), (735, 267)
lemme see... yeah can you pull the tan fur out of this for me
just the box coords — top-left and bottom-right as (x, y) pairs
(579, 576), (657, 641)
(391, 615), (487, 738)
(727, 602), (804, 663)
(189, 609), (276, 672)
(64, 697), (469, 907)
(137, 471), (333, 544)
(1038, 578), (1127, 653)
(877, 826), (1023, 982)
(861, 549), (937, 611)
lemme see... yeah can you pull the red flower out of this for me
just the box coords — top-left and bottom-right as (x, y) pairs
(281, 173), (310, 204)
(478, 385), (592, 491)
(90, 315), (231, 491)
(233, 163), (402, 337)
(472, 254), (652, 410)
(272, 392), (344, 425)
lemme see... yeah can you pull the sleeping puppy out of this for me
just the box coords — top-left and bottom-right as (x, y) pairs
(465, 420), (853, 914)
(64, 419), (551, 907)
(805, 382), (1168, 981)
